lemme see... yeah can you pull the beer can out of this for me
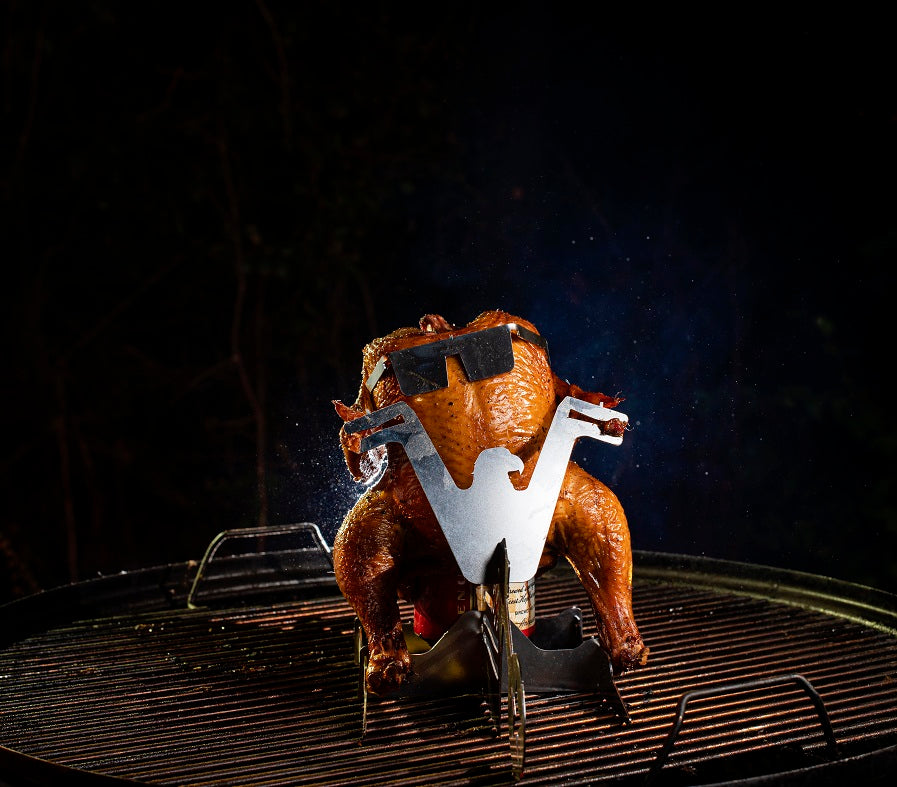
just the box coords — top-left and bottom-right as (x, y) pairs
(508, 578), (536, 636)
(413, 570), (473, 641)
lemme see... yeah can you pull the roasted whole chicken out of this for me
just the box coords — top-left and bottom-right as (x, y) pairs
(333, 310), (648, 695)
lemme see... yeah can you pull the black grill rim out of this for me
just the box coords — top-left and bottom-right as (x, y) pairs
(634, 551), (897, 636)
(2, 547), (896, 786)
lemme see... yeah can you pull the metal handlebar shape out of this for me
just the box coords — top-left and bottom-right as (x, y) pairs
(344, 396), (627, 584)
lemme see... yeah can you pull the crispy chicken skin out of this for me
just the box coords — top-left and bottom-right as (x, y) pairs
(333, 310), (647, 694)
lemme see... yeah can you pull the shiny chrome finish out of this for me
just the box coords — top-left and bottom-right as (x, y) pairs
(345, 396), (627, 584)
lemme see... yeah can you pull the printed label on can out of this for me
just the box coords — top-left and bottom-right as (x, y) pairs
(508, 578), (535, 636)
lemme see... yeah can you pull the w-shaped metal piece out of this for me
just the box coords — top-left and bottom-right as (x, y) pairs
(344, 396), (627, 584)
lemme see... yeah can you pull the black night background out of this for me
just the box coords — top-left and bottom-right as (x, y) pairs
(2, 4), (895, 603)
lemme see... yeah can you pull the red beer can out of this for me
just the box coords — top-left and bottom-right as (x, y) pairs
(415, 572), (536, 640)
(413, 570), (473, 641)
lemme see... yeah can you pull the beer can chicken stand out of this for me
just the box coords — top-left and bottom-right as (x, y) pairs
(332, 311), (649, 761)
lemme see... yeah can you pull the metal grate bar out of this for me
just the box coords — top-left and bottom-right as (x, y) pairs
(2, 566), (896, 785)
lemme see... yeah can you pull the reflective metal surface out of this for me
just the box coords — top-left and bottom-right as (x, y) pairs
(346, 396), (627, 583)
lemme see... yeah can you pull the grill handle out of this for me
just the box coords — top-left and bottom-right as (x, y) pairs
(186, 522), (333, 609)
(645, 672), (839, 783)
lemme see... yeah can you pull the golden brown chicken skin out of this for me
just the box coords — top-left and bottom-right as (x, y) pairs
(333, 310), (648, 695)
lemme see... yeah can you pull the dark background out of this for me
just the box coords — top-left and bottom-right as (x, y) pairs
(3, 4), (895, 602)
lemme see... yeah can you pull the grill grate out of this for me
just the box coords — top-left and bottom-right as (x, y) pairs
(2, 560), (897, 785)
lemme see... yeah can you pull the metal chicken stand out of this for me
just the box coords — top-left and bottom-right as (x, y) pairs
(347, 398), (632, 779)
(354, 540), (629, 779)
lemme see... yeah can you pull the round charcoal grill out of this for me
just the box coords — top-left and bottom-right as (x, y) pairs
(1, 525), (896, 786)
